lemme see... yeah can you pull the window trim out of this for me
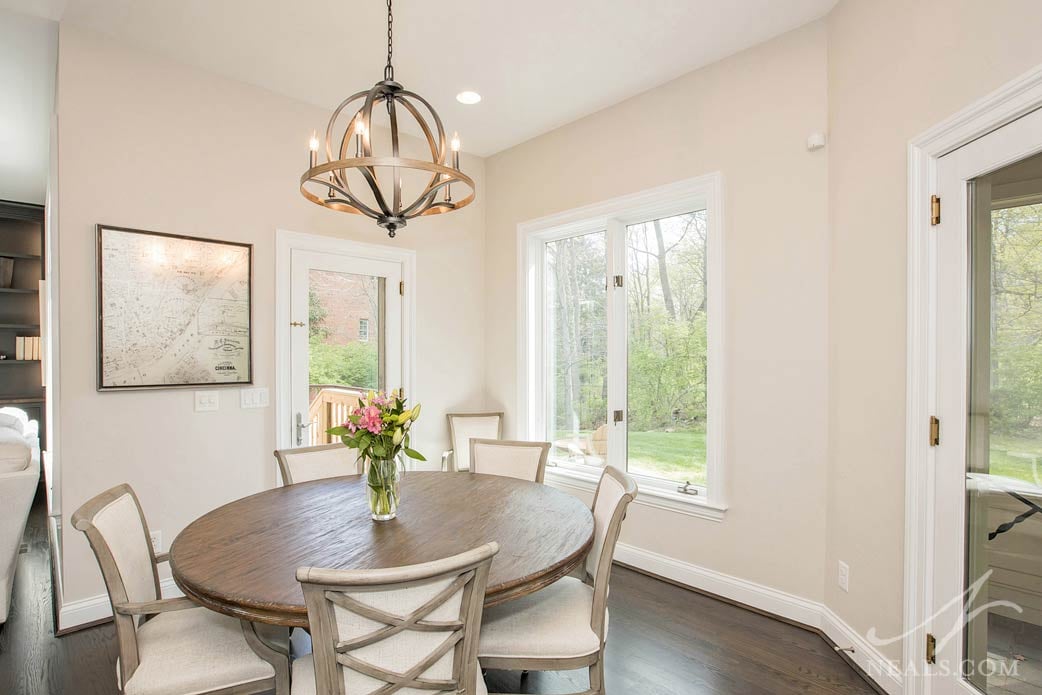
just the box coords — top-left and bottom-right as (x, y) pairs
(516, 174), (727, 515)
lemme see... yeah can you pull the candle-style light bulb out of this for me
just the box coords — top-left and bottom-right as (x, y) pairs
(308, 130), (319, 168)
(444, 151), (453, 204)
(450, 132), (461, 170)
(355, 118), (366, 157)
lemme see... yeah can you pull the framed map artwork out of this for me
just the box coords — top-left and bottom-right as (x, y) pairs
(96, 225), (253, 390)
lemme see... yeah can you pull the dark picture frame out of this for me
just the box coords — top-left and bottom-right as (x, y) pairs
(96, 224), (253, 390)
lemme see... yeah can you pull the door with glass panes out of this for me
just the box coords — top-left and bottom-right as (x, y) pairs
(289, 249), (402, 447)
(932, 107), (1042, 694)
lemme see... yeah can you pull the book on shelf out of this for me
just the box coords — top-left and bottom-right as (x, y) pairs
(13, 336), (41, 361)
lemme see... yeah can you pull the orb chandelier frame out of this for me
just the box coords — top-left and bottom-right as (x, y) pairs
(300, 0), (475, 238)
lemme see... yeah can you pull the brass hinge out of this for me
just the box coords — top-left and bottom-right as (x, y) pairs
(929, 416), (940, 447)
(613, 409), (624, 423)
(930, 195), (941, 226)
(925, 633), (937, 664)
(613, 275), (624, 288)
(399, 280), (404, 296)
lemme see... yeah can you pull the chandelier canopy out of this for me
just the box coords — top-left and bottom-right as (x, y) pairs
(300, 0), (475, 238)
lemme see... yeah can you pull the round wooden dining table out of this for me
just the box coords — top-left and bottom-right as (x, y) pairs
(169, 471), (595, 628)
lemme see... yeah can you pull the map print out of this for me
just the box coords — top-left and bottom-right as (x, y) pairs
(98, 227), (251, 388)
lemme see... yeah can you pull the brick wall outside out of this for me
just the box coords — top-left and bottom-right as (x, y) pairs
(309, 269), (380, 345)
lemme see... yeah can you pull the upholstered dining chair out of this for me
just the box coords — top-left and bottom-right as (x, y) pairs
(469, 439), (551, 484)
(274, 442), (364, 486)
(477, 466), (637, 695)
(293, 542), (500, 695)
(442, 412), (504, 472)
(71, 483), (290, 695)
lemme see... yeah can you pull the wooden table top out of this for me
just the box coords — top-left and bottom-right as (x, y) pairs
(169, 471), (595, 627)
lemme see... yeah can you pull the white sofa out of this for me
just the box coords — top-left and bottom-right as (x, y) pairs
(0, 407), (40, 624)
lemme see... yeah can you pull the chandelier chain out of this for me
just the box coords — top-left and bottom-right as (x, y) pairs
(384, 0), (394, 81)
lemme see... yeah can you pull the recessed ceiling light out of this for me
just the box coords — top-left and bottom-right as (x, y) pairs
(456, 91), (482, 105)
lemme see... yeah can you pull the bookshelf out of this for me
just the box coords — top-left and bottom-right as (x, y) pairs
(0, 200), (45, 442)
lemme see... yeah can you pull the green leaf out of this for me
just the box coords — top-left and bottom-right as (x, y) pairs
(327, 425), (351, 436)
(403, 447), (427, 461)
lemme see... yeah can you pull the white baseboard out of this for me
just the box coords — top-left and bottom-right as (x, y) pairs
(58, 577), (182, 632)
(820, 605), (904, 695)
(615, 543), (903, 695)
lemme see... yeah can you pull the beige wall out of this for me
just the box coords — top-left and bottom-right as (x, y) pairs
(825, 0), (1042, 660)
(55, 25), (486, 603)
(484, 22), (831, 601)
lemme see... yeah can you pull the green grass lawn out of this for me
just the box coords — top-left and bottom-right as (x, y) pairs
(989, 434), (1042, 485)
(627, 429), (707, 486)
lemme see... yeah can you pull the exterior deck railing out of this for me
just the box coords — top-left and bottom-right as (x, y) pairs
(307, 385), (364, 445)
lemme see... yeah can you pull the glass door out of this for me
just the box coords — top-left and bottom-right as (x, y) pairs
(933, 110), (1042, 694)
(289, 249), (402, 447)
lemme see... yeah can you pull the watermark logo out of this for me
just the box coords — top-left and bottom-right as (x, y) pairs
(862, 570), (1023, 680)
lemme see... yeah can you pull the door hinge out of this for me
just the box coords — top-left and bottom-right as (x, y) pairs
(930, 195), (941, 225)
(925, 633), (937, 664)
(613, 409), (624, 423)
(399, 280), (404, 295)
(929, 416), (940, 447)
(613, 275), (624, 288)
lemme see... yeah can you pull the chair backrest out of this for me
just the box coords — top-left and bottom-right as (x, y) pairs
(274, 442), (363, 485)
(469, 439), (550, 483)
(584, 466), (637, 641)
(297, 543), (499, 695)
(71, 483), (162, 685)
(446, 412), (503, 472)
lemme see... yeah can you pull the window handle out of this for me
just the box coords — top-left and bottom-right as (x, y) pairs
(677, 481), (699, 496)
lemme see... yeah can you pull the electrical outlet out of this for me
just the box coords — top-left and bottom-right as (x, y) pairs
(149, 530), (162, 553)
(838, 560), (850, 593)
(194, 390), (219, 412)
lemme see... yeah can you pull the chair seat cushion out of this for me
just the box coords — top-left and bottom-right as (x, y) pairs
(290, 653), (489, 695)
(478, 577), (602, 660)
(120, 607), (275, 695)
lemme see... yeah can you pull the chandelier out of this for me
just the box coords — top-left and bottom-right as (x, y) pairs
(300, 0), (475, 238)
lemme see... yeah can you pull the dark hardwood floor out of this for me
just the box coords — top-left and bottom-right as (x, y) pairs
(1, 497), (879, 694)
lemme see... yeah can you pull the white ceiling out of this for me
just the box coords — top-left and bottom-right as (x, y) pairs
(0, 8), (56, 204)
(4, 0), (836, 156)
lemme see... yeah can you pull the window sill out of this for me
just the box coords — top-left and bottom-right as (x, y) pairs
(545, 467), (728, 522)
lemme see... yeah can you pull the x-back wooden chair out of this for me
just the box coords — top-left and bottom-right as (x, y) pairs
(477, 466), (637, 695)
(72, 483), (289, 695)
(274, 442), (364, 486)
(294, 542), (500, 695)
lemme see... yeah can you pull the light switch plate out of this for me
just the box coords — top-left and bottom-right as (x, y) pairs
(240, 387), (270, 409)
(194, 390), (219, 412)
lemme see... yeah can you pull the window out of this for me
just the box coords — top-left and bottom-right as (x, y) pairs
(358, 318), (370, 342)
(520, 176), (725, 514)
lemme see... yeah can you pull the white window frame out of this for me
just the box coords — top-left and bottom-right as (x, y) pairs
(517, 174), (727, 520)
(358, 317), (370, 342)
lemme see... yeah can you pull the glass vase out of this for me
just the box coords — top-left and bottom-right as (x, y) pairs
(366, 456), (402, 521)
